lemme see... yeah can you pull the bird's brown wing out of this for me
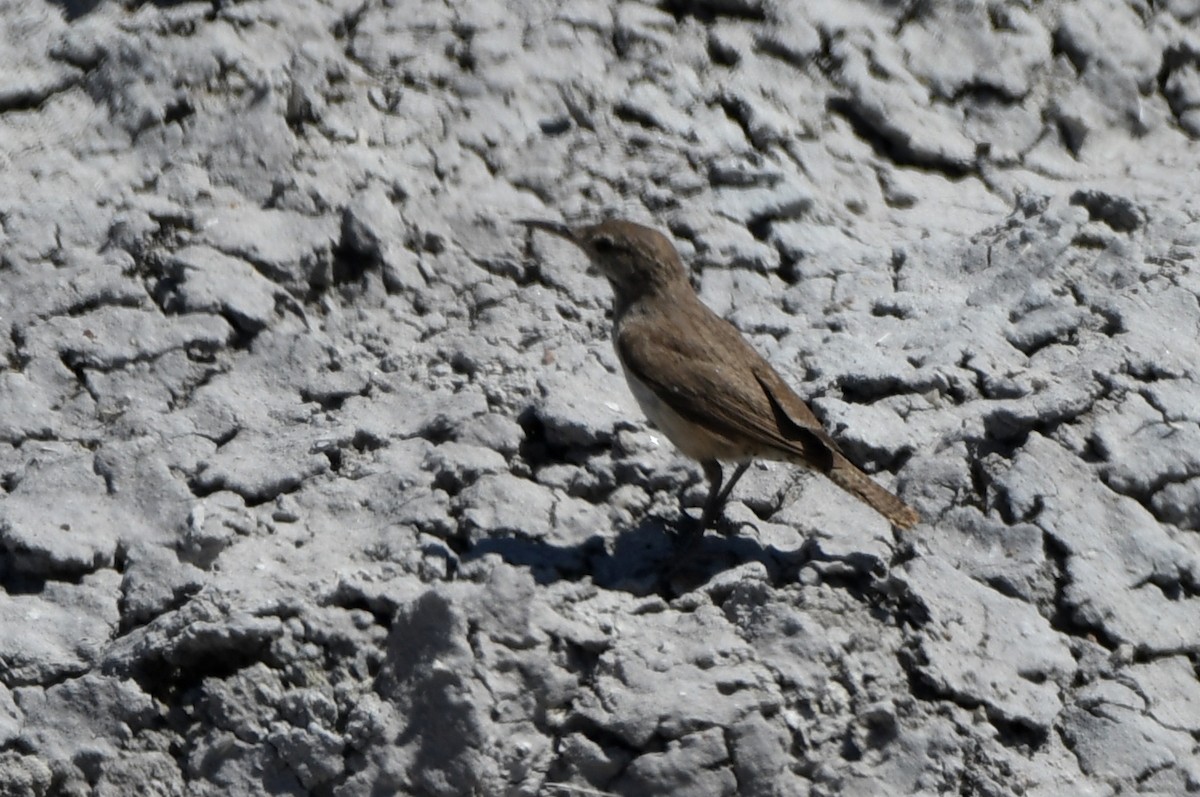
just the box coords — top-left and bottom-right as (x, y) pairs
(750, 364), (919, 528)
(615, 302), (840, 471)
(617, 299), (921, 529)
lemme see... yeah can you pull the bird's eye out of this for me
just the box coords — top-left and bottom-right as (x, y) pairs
(592, 236), (617, 254)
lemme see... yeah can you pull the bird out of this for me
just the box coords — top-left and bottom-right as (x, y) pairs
(519, 217), (919, 532)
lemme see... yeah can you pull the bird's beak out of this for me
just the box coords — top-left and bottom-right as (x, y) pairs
(518, 219), (602, 277)
(516, 218), (579, 246)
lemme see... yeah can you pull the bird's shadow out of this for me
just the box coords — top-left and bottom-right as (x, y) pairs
(457, 513), (890, 599)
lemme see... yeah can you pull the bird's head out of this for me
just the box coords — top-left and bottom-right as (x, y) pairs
(519, 218), (687, 305)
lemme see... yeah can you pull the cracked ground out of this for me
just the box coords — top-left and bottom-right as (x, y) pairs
(1, 0), (1200, 795)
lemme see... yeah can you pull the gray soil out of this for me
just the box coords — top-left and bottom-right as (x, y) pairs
(2, 1), (1199, 795)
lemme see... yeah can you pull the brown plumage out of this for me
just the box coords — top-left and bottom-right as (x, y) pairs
(520, 218), (919, 531)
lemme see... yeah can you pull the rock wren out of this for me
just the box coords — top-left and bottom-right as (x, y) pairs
(520, 218), (919, 531)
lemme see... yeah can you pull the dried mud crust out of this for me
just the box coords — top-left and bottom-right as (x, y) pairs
(1, 1), (1199, 795)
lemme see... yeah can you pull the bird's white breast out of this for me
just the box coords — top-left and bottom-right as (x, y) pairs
(616, 351), (752, 463)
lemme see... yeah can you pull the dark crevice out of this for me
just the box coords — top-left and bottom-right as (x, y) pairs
(146, 270), (183, 314)
(871, 301), (913, 320)
(543, 723), (636, 795)
(439, 520), (471, 560)
(0, 73), (79, 113)
(986, 717), (1049, 752)
(322, 583), (397, 631)
(300, 382), (368, 412)
(556, 639), (606, 694)
(538, 116), (571, 136)
(706, 31), (740, 66)
(1050, 25), (1088, 73)
(981, 575), (1025, 601)
(775, 249), (800, 285)
(947, 79), (1026, 106)
(1096, 307), (1123, 337)
(965, 438), (1028, 516)
(46, 0), (104, 24)
(351, 429), (386, 452)
(717, 94), (758, 148)
(187, 471), (304, 506)
(897, 583), (931, 633)
(165, 364), (229, 413)
(58, 325), (226, 379)
(1043, 532), (1119, 650)
(1063, 285), (1126, 337)
(839, 727), (864, 762)
(835, 374), (912, 405)
(64, 294), (147, 318)
(658, 0), (766, 23)
(858, 702), (902, 753)
(1130, 649), (1200, 668)
(1100, 465), (1200, 523)
(429, 465), (467, 498)
(1122, 356), (1179, 383)
(115, 566), (201, 636)
(1069, 230), (1110, 250)
(980, 398), (1092, 458)
(332, 0), (369, 39)
(0, 567), (49, 596)
(106, 209), (195, 265)
(323, 242), (375, 294)
(800, 549), (890, 603)
(517, 407), (592, 473)
(1052, 113), (1087, 158)
(215, 308), (266, 347)
(1006, 326), (1078, 358)
(1069, 189), (1144, 233)
(987, 4), (1020, 33)
(473, 253), (544, 288)
(0, 547), (90, 591)
(613, 101), (663, 132)
(966, 454), (993, 513)
(1077, 432), (1106, 465)
(121, 635), (278, 710)
(1134, 761), (1180, 790)
(1158, 45), (1200, 122)
(746, 215), (773, 241)
(449, 24), (477, 73)
(887, 0), (925, 37)
(9, 325), (31, 371)
(184, 333), (225, 365)
(900, 640), (1050, 750)
(1132, 571), (1198, 602)
(826, 96), (974, 178)
(888, 248), (909, 293)
(58, 352), (100, 404)
(162, 94), (195, 126)
(420, 414), (458, 446)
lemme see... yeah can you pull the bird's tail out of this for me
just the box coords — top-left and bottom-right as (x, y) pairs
(827, 454), (920, 529)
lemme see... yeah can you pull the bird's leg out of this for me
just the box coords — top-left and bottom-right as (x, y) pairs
(670, 461), (754, 581)
(698, 460), (750, 530)
(714, 462), (751, 517)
